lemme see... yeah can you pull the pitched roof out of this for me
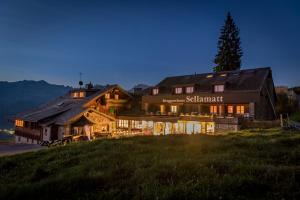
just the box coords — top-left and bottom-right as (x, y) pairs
(15, 85), (118, 124)
(156, 67), (271, 93)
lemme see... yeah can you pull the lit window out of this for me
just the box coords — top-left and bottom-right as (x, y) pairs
(236, 106), (245, 114)
(220, 74), (227, 77)
(210, 106), (218, 114)
(114, 94), (119, 100)
(227, 106), (233, 114)
(118, 120), (128, 128)
(160, 105), (165, 113)
(206, 74), (213, 78)
(175, 87), (182, 94)
(214, 85), (224, 92)
(153, 88), (159, 95)
(73, 92), (79, 98)
(79, 92), (85, 98)
(132, 120), (142, 129)
(171, 105), (178, 113)
(186, 86), (194, 94)
(15, 119), (24, 127)
(105, 93), (110, 99)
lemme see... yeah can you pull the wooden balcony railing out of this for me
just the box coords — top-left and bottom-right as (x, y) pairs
(15, 126), (42, 140)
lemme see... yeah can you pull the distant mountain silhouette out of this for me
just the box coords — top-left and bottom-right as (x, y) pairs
(0, 80), (72, 129)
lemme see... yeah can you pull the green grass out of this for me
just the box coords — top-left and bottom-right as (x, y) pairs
(291, 111), (300, 122)
(1, 128), (300, 200)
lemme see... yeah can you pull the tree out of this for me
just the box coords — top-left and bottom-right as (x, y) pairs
(214, 12), (243, 72)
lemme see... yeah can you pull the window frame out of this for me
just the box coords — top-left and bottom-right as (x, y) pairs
(185, 86), (194, 94)
(227, 106), (234, 114)
(152, 88), (159, 95)
(214, 85), (224, 93)
(174, 87), (183, 94)
(236, 105), (245, 114)
(171, 105), (178, 113)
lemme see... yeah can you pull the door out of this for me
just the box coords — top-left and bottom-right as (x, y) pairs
(50, 125), (59, 140)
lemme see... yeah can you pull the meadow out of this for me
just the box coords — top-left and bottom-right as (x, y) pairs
(0, 128), (300, 200)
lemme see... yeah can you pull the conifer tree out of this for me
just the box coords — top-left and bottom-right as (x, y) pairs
(214, 12), (243, 72)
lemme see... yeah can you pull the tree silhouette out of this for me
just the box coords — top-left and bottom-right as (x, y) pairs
(214, 12), (243, 72)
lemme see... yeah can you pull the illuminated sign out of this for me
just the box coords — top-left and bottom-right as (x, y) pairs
(162, 96), (223, 103)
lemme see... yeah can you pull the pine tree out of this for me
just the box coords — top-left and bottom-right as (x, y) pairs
(214, 12), (243, 72)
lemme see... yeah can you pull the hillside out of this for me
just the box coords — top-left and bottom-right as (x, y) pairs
(0, 80), (72, 129)
(0, 129), (300, 200)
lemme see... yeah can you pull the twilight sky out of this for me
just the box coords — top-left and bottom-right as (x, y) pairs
(0, 0), (299, 89)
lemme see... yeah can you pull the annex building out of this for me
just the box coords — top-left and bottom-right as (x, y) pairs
(14, 67), (277, 144)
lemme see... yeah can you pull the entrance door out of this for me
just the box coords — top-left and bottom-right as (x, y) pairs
(51, 125), (59, 140)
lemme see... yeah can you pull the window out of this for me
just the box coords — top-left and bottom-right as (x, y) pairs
(79, 92), (85, 98)
(118, 120), (128, 128)
(220, 73), (227, 77)
(15, 119), (24, 127)
(175, 87), (183, 94)
(72, 92), (78, 98)
(214, 85), (224, 92)
(236, 106), (245, 114)
(105, 93), (110, 99)
(186, 86), (194, 94)
(206, 74), (213, 78)
(114, 94), (119, 100)
(132, 120), (142, 129)
(210, 106), (218, 114)
(160, 105), (165, 113)
(171, 105), (178, 113)
(227, 106), (233, 114)
(152, 88), (159, 95)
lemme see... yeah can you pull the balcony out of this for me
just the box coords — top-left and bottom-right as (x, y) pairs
(15, 126), (41, 140)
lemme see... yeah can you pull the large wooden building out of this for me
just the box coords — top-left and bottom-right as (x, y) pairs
(14, 67), (277, 143)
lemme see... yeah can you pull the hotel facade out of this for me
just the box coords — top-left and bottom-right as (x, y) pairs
(14, 67), (276, 144)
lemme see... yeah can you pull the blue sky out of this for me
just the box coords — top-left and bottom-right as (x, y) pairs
(0, 0), (299, 89)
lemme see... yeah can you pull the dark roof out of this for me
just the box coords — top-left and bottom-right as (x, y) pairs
(289, 87), (300, 94)
(155, 67), (271, 93)
(15, 85), (119, 124)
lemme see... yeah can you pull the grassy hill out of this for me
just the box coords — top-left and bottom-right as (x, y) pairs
(1, 129), (300, 200)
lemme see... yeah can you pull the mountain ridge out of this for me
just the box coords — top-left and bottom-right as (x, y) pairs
(0, 80), (72, 129)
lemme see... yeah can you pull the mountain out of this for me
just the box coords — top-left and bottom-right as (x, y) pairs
(0, 80), (72, 129)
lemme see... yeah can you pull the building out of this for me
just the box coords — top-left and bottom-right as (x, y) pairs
(14, 85), (133, 144)
(275, 86), (289, 95)
(14, 67), (277, 144)
(288, 87), (300, 108)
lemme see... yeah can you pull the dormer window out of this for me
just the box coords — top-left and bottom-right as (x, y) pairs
(72, 91), (85, 98)
(175, 87), (182, 94)
(105, 93), (110, 99)
(214, 85), (224, 93)
(152, 88), (159, 95)
(72, 92), (78, 98)
(79, 92), (85, 98)
(186, 86), (194, 94)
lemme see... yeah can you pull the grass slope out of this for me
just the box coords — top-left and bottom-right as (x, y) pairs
(1, 129), (300, 200)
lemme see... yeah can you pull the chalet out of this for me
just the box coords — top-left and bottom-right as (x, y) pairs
(14, 67), (277, 144)
(14, 85), (133, 144)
